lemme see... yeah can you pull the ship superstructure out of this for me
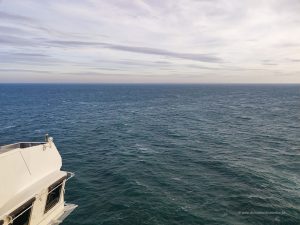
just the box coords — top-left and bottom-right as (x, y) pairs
(0, 136), (77, 225)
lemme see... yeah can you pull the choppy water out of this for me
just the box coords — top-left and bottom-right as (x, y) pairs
(0, 84), (299, 225)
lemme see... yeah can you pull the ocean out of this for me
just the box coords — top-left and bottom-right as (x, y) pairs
(0, 84), (299, 225)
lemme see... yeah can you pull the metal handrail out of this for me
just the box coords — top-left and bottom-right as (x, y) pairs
(0, 142), (45, 151)
(7, 172), (75, 223)
(48, 172), (75, 194)
(9, 205), (33, 223)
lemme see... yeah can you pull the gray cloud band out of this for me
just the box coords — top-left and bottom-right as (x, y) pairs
(49, 40), (221, 63)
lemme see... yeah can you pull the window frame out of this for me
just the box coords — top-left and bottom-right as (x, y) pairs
(9, 197), (35, 225)
(44, 176), (66, 214)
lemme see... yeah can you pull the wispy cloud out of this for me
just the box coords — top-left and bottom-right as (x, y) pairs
(50, 40), (221, 62)
(0, 35), (36, 46)
(0, 11), (34, 22)
(0, 68), (54, 73)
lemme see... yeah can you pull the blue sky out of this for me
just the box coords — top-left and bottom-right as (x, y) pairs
(0, 0), (300, 83)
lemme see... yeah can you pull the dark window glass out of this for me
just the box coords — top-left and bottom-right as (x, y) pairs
(9, 198), (35, 225)
(44, 179), (64, 213)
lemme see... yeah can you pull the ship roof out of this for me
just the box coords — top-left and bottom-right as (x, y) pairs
(0, 141), (63, 215)
(0, 142), (46, 154)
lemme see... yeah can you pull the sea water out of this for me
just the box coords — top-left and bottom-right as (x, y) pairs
(0, 84), (299, 225)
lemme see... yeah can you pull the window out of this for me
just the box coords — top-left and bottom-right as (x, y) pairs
(9, 198), (35, 225)
(44, 177), (65, 213)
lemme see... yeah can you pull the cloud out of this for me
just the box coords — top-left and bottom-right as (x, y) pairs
(0, 35), (35, 46)
(0, 11), (34, 22)
(0, 0), (300, 83)
(287, 59), (300, 62)
(0, 25), (30, 35)
(0, 68), (53, 73)
(105, 44), (221, 63)
(50, 40), (221, 63)
(0, 51), (58, 66)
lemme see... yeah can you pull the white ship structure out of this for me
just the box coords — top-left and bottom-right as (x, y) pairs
(0, 135), (77, 225)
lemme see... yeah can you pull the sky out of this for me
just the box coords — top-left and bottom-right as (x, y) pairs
(0, 0), (300, 83)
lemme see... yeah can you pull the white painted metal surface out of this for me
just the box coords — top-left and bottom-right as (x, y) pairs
(0, 137), (77, 225)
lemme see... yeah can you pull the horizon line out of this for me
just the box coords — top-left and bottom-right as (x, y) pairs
(0, 82), (300, 85)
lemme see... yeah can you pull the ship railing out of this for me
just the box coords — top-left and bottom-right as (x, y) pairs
(0, 142), (45, 151)
(7, 172), (75, 224)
